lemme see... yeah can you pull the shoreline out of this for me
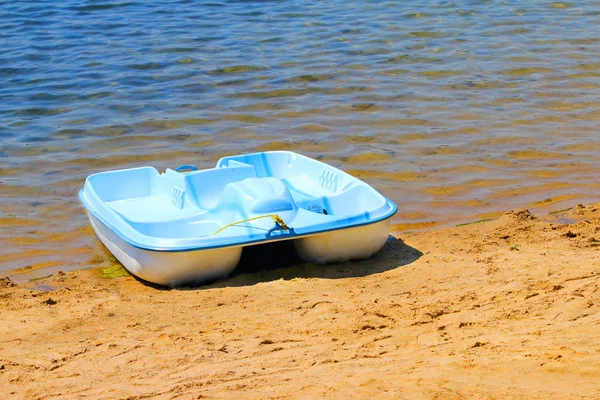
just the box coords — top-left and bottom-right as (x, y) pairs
(1, 203), (599, 398)
(4, 196), (590, 284)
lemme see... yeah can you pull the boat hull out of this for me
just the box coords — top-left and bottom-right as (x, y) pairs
(89, 212), (391, 287)
(89, 213), (243, 286)
(294, 218), (391, 264)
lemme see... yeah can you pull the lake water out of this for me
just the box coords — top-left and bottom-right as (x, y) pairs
(2, 0), (600, 281)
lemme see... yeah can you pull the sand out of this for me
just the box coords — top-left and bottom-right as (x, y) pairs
(1, 204), (600, 399)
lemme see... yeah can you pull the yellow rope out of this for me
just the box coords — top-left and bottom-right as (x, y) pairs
(211, 214), (288, 235)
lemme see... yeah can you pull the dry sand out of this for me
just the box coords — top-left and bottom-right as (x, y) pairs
(1, 204), (600, 399)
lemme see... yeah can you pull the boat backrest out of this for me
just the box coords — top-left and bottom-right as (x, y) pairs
(324, 183), (385, 215)
(87, 167), (160, 202)
(184, 164), (257, 210)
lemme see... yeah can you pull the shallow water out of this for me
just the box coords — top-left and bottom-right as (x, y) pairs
(2, 0), (600, 281)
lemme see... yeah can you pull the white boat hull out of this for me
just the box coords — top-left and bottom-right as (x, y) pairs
(89, 213), (391, 287)
(90, 214), (243, 286)
(294, 218), (391, 264)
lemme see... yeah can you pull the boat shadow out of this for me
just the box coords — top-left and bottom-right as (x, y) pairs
(132, 236), (422, 290)
(202, 235), (422, 289)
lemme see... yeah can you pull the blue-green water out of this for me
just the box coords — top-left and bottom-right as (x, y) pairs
(2, 0), (600, 280)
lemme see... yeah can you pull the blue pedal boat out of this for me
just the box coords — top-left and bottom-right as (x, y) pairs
(79, 151), (397, 286)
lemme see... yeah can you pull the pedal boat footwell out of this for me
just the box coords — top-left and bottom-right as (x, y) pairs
(79, 151), (397, 286)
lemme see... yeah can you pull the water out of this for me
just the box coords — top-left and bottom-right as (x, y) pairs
(2, 0), (600, 281)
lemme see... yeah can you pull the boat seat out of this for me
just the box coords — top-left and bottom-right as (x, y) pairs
(184, 164), (257, 210)
(322, 184), (385, 215)
(217, 177), (297, 214)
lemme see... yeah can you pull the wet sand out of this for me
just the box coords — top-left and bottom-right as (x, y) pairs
(1, 204), (600, 399)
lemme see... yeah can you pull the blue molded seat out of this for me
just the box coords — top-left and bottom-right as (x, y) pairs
(217, 177), (297, 215)
(184, 163), (257, 210)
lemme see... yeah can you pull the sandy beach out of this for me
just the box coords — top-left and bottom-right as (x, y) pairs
(1, 204), (599, 399)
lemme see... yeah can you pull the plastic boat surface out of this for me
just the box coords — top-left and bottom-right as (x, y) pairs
(79, 151), (397, 286)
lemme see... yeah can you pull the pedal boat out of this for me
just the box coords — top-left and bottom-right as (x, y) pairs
(79, 151), (397, 286)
